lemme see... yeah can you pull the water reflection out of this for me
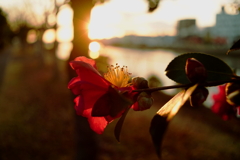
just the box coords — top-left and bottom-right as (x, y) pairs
(100, 45), (180, 87)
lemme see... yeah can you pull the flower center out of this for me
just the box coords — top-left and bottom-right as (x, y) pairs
(104, 63), (131, 88)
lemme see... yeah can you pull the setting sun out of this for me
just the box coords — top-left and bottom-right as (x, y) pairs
(88, 4), (125, 39)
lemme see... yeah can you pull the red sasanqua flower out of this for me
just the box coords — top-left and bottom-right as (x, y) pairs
(68, 56), (152, 134)
(211, 85), (235, 120)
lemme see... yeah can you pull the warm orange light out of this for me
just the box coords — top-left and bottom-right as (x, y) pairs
(26, 29), (37, 43)
(42, 29), (56, 43)
(57, 4), (73, 26)
(89, 51), (100, 59)
(88, 4), (124, 39)
(56, 42), (73, 60)
(88, 41), (101, 59)
(56, 26), (73, 42)
(89, 41), (101, 52)
(56, 4), (73, 42)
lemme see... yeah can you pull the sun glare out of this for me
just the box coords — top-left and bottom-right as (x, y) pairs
(87, 0), (227, 39)
(88, 3), (125, 39)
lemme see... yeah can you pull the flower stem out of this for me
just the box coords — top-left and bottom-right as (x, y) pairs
(133, 83), (192, 93)
(133, 78), (240, 93)
(202, 78), (240, 86)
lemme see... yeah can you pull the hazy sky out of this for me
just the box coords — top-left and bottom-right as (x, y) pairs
(89, 0), (232, 39)
(0, 0), (234, 39)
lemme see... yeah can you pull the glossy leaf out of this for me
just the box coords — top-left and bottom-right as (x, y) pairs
(114, 106), (131, 142)
(165, 53), (234, 85)
(227, 39), (240, 54)
(157, 84), (198, 120)
(150, 84), (198, 157)
(149, 114), (168, 157)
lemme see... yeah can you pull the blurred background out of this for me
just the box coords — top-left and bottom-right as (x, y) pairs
(0, 0), (240, 159)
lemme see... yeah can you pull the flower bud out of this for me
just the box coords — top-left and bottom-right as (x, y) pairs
(226, 82), (240, 106)
(185, 58), (207, 83)
(190, 86), (209, 107)
(134, 92), (153, 111)
(132, 77), (149, 89)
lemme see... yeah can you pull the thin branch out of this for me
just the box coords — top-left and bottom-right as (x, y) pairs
(133, 83), (193, 93)
(133, 78), (240, 93)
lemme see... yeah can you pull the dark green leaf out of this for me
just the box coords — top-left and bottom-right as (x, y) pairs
(165, 53), (234, 85)
(227, 39), (240, 54)
(114, 107), (131, 142)
(149, 114), (168, 158)
(150, 84), (198, 157)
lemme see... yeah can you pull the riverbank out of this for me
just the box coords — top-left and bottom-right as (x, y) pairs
(103, 43), (240, 57)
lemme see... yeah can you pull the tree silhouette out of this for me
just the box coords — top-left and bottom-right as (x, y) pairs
(0, 8), (12, 50)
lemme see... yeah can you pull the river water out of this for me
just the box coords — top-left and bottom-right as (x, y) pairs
(100, 45), (181, 87)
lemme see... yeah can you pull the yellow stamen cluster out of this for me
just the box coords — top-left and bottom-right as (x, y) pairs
(104, 63), (131, 88)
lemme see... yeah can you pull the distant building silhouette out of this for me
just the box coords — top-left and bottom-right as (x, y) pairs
(176, 19), (198, 38)
(211, 6), (240, 44)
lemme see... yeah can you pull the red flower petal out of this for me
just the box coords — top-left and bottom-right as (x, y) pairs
(68, 78), (108, 96)
(84, 109), (108, 134)
(211, 85), (234, 120)
(69, 60), (110, 88)
(72, 82), (110, 114)
(74, 95), (84, 115)
(73, 56), (97, 69)
(68, 56), (153, 134)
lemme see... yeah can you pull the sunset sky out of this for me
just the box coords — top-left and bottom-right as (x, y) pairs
(0, 0), (234, 40)
(89, 0), (232, 39)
